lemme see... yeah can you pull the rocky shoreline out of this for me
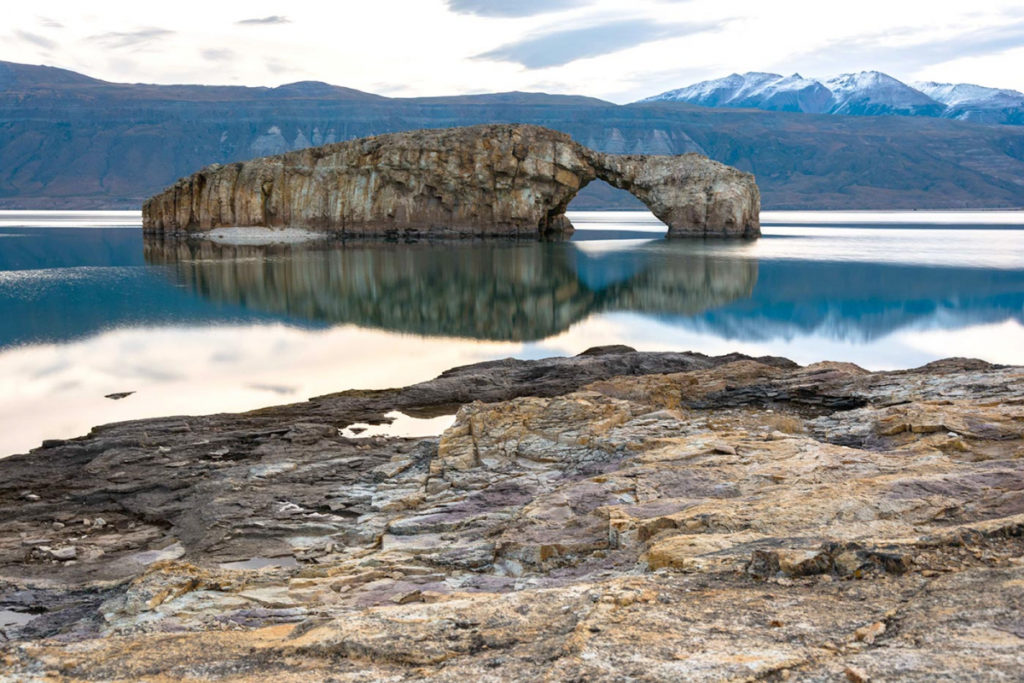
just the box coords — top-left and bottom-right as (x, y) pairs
(1, 346), (1022, 680)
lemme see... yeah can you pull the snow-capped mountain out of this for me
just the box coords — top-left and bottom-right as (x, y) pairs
(732, 73), (833, 113)
(648, 72), (773, 108)
(914, 81), (1024, 124)
(643, 72), (832, 113)
(640, 71), (1023, 124)
(825, 71), (944, 117)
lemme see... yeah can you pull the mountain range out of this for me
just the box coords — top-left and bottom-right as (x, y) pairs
(641, 70), (1024, 125)
(1, 60), (1023, 211)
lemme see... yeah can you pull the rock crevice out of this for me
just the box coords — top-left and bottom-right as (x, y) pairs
(143, 124), (760, 238)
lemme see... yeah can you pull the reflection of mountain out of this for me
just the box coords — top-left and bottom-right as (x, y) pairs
(664, 260), (1024, 342)
(5, 227), (1021, 350)
(0, 228), (307, 349)
(143, 238), (758, 341)
(573, 246), (761, 318)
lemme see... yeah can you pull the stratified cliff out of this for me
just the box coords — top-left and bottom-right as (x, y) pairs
(142, 124), (760, 239)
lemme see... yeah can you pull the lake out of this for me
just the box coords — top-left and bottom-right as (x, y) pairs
(1, 209), (1023, 457)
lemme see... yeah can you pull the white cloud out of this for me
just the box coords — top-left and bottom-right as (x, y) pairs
(0, 0), (1022, 101)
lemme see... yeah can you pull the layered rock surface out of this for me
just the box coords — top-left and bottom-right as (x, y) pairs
(142, 124), (760, 238)
(2, 348), (1023, 679)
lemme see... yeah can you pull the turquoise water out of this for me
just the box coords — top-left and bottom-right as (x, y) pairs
(1, 209), (1023, 456)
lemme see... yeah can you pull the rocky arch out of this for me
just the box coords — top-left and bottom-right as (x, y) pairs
(584, 152), (760, 238)
(143, 124), (760, 239)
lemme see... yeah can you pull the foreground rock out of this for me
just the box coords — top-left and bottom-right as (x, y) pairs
(1, 348), (1022, 680)
(143, 124), (760, 239)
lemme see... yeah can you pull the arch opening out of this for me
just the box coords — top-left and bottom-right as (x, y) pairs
(566, 178), (647, 213)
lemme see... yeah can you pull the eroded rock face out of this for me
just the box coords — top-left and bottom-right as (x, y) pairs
(142, 124), (760, 238)
(595, 153), (761, 237)
(1, 349), (1023, 679)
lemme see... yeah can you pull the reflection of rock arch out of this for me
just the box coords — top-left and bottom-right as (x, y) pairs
(143, 237), (758, 341)
(144, 125), (760, 239)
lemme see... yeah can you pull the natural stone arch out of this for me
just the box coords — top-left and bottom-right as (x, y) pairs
(143, 124), (760, 239)
(584, 152), (760, 238)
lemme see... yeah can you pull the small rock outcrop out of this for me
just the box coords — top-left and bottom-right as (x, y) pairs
(143, 124), (760, 238)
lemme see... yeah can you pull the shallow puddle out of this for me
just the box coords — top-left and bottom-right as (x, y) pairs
(340, 411), (456, 439)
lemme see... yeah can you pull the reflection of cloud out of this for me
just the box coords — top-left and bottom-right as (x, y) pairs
(236, 15), (291, 25)
(794, 21), (1024, 76)
(13, 30), (56, 50)
(89, 28), (174, 49)
(32, 359), (70, 378)
(476, 18), (726, 69)
(126, 365), (182, 382)
(248, 383), (297, 395)
(5, 314), (1022, 458)
(201, 49), (235, 62)
(446, 0), (588, 17)
(0, 324), (522, 457)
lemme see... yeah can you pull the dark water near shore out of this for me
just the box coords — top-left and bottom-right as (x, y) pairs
(1, 210), (1023, 456)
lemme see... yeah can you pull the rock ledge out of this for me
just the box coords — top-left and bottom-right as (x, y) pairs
(2, 349), (1022, 679)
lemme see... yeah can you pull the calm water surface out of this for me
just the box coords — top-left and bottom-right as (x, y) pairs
(1, 209), (1023, 456)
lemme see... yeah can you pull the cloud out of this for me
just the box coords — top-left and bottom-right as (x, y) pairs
(795, 20), (1024, 77)
(610, 65), (721, 103)
(37, 17), (64, 29)
(368, 82), (416, 96)
(236, 15), (291, 25)
(446, 0), (589, 17)
(13, 30), (56, 50)
(201, 49), (236, 62)
(89, 28), (174, 49)
(475, 18), (726, 69)
(265, 59), (297, 75)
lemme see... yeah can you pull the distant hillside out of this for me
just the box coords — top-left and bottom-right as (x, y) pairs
(642, 70), (1024, 125)
(1, 61), (1023, 210)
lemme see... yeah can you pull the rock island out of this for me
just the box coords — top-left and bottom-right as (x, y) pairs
(143, 124), (760, 239)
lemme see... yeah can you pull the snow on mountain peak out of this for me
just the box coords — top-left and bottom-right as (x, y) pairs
(640, 71), (1023, 124)
(817, 71), (941, 115)
(640, 71), (831, 113)
(641, 72), (783, 106)
(826, 71), (930, 102)
(914, 81), (1024, 107)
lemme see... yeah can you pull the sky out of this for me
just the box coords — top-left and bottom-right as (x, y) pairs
(4, 0), (1024, 103)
